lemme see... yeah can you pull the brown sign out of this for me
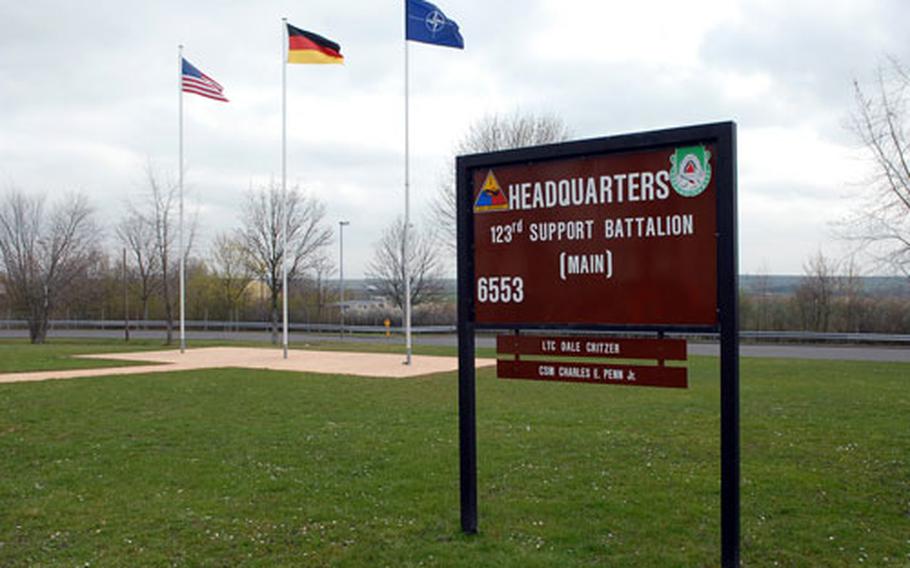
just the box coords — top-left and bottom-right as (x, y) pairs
(497, 360), (687, 389)
(496, 335), (687, 360)
(472, 144), (718, 326)
(456, 124), (739, 557)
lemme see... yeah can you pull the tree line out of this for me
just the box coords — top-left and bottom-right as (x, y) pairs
(0, 169), (449, 344)
(741, 252), (910, 334)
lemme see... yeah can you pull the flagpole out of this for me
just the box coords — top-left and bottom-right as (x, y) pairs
(403, 4), (413, 366)
(281, 18), (289, 359)
(178, 44), (186, 354)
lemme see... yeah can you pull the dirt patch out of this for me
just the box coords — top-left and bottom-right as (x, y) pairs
(0, 347), (496, 384)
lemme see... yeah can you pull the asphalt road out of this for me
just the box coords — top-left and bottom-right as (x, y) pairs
(1, 328), (908, 363)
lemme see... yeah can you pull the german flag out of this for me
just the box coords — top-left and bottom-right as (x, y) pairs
(287, 23), (343, 64)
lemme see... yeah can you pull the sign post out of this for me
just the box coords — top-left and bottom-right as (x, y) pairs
(456, 122), (738, 565)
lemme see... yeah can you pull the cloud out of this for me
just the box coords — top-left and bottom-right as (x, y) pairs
(1, 0), (907, 276)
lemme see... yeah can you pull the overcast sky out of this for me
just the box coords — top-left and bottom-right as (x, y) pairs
(2, 0), (907, 277)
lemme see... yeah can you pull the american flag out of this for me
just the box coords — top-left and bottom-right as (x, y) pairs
(181, 58), (228, 102)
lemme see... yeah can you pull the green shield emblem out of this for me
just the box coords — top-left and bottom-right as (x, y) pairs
(669, 145), (712, 197)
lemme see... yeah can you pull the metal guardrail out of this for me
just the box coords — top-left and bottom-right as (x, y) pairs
(1, 320), (909, 344)
(0, 319), (457, 335)
(738, 330), (910, 344)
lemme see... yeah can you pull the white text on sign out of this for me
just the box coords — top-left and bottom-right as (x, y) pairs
(476, 276), (525, 304)
(559, 250), (613, 281)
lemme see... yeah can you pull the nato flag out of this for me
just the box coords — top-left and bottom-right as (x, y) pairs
(406, 0), (464, 49)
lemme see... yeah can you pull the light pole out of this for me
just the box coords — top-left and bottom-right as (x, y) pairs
(123, 248), (130, 343)
(339, 220), (350, 340)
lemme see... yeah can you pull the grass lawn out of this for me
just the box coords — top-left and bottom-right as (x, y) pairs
(0, 339), (173, 374)
(0, 342), (907, 566)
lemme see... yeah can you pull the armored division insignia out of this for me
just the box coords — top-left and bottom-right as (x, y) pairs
(473, 170), (509, 212)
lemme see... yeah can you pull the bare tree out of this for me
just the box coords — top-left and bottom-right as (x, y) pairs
(794, 250), (839, 332)
(144, 168), (177, 344)
(304, 252), (336, 323)
(125, 166), (195, 345)
(838, 256), (867, 332)
(0, 272), (9, 322)
(238, 181), (333, 343)
(366, 217), (445, 311)
(847, 57), (910, 276)
(0, 189), (100, 343)
(116, 211), (159, 321)
(432, 111), (571, 251)
(210, 232), (254, 328)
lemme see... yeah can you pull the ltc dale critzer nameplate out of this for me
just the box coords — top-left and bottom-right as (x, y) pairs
(472, 143), (718, 327)
(495, 334), (689, 388)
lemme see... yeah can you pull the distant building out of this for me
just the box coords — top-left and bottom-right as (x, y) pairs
(334, 299), (393, 312)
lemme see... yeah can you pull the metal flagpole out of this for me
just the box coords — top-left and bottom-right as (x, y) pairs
(403, 5), (413, 365)
(281, 18), (289, 359)
(178, 44), (186, 354)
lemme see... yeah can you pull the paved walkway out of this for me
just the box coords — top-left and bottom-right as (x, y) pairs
(0, 347), (497, 384)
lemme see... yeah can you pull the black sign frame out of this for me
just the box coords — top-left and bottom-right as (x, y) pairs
(455, 122), (739, 566)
